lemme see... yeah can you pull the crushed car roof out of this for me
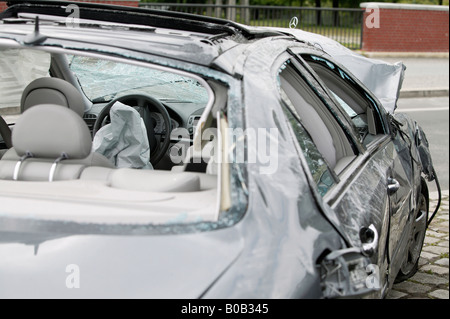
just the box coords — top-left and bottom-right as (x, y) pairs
(0, 0), (405, 113)
(0, 0), (284, 65)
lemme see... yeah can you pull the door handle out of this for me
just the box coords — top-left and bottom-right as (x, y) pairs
(360, 224), (379, 257)
(387, 177), (400, 195)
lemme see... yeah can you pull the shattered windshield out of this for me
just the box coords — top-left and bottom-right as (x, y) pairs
(68, 55), (209, 104)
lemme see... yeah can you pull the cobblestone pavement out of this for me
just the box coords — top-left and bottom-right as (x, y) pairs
(387, 190), (449, 299)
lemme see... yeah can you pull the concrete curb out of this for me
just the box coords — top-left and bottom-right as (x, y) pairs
(356, 51), (450, 59)
(400, 88), (450, 99)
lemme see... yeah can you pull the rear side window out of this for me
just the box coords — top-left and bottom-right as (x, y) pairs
(301, 54), (385, 144)
(280, 91), (336, 196)
(277, 60), (338, 196)
(277, 59), (356, 177)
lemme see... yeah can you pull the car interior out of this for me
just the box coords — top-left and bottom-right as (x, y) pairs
(0, 47), (224, 221)
(278, 58), (357, 177)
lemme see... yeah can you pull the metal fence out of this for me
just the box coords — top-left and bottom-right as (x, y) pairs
(139, 3), (364, 50)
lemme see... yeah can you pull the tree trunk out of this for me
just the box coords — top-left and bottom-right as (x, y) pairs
(206, 0), (213, 17)
(332, 0), (339, 27)
(315, 0), (321, 26)
(242, 0), (250, 25)
(215, 0), (222, 18)
(227, 0), (236, 22)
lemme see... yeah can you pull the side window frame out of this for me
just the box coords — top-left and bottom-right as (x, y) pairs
(280, 54), (365, 171)
(279, 84), (338, 197)
(298, 53), (389, 146)
(274, 55), (363, 195)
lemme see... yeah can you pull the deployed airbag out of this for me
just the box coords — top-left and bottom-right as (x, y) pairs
(92, 102), (152, 169)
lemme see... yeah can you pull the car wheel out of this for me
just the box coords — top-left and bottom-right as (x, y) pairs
(395, 191), (428, 283)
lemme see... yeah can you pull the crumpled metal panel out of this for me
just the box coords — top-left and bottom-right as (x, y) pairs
(235, 36), (351, 239)
(206, 37), (350, 298)
(333, 146), (393, 248)
(259, 27), (406, 114)
(392, 112), (436, 182)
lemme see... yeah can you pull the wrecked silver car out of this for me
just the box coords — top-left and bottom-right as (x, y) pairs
(0, 1), (441, 299)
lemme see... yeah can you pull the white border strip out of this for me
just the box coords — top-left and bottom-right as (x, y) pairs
(361, 2), (449, 11)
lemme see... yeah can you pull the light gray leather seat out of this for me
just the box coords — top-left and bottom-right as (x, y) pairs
(0, 77), (86, 153)
(21, 77), (85, 116)
(0, 104), (114, 181)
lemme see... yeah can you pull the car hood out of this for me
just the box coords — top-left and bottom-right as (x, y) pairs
(0, 228), (243, 298)
(259, 27), (406, 114)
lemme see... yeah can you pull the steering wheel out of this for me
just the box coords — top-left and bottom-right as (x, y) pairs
(92, 94), (172, 167)
(0, 116), (12, 149)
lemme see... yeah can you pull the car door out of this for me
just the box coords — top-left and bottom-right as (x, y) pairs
(274, 56), (376, 298)
(296, 52), (413, 292)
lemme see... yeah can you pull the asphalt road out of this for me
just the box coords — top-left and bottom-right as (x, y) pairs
(396, 96), (449, 192)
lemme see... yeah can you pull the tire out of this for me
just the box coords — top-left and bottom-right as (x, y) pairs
(395, 188), (429, 283)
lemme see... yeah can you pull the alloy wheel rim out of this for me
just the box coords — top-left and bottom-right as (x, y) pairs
(400, 194), (428, 274)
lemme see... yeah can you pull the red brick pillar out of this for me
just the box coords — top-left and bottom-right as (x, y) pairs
(361, 3), (449, 52)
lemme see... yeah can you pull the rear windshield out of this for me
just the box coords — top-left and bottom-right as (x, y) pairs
(0, 48), (50, 111)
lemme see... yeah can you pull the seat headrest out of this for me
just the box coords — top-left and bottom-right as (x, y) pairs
(12, 104), (92, 159)
(21, 77), (85, 116)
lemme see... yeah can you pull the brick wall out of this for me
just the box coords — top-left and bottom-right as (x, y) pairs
(361, 3), (449, 52)
(0, 0), (139, 12)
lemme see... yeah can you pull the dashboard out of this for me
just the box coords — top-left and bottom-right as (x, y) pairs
(150, 112), (180, 134)
(85, 99), (205, 141)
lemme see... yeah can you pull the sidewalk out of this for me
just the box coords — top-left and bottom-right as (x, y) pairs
(361, 54), (450, 99)
(387, 190), (449, 299)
